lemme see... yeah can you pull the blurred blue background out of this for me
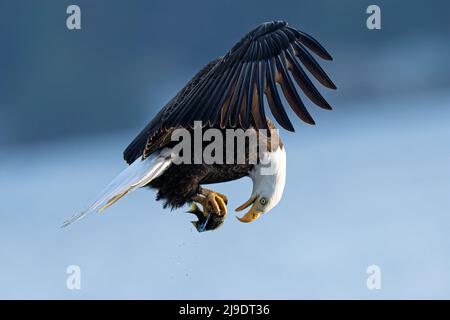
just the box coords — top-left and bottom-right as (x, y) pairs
(0, 0), (449, 299)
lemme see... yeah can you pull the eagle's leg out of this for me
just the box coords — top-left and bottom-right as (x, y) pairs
(192, 187), (228, 217)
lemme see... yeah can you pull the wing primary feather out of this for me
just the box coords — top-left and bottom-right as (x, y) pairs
(195, 63), (235, 125)
(236, 65), (251, 128)
(195, 75), (228, 126)
(242, 61), (257, 128)
(172, 63), (221, 126)
(227, 62), (249, 127)
(242, 39), (257, 62)
(266, 34), (282, 56)
(283, 27), (297, 42)
(204, 62), (240, 126)
(217, 63), (246, 127)
(242, 42), (265, 129)
(183, 67), (224, 126)
(226, 41), (257, 127)
(260, 37), (271, 60)
(285, 26), (301, 37)
(218, 62), (243, 128)
(275, 29), (290, 47)
(275, 54), (315, 125)
(293, 29), (333, 61)
(293, 42), (337, 90)
(285, 48), (332, 110)
(252, 59), (269, 130)
(255, 40), (263, 60)
(265, 58), (294, 131)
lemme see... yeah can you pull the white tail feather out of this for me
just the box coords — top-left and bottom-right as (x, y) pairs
(62, 149), (172, 227)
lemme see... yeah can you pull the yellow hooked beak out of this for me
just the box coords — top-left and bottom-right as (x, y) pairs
(235, 195), (263, 223)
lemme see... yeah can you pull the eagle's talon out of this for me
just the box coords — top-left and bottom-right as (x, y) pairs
(211, 194), (227, 216)
(196, 188), (228, 217)
(217, 192), (228, 205)
(207, 199), (220, 215)
(189, 191), (228, 232)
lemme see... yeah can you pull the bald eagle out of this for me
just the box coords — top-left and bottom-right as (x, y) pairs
(64, 21), (336, 232)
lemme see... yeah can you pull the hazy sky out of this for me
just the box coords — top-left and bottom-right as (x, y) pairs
(0, 0), (449, 299)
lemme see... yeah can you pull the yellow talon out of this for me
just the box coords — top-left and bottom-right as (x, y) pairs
(192, 189), (228, 217)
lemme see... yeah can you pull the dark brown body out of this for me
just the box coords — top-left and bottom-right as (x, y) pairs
(149, 162), (251, 209)
(145, 122), (280, 209)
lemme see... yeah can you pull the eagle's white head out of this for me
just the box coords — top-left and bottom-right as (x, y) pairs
(235, 146), (286, 223)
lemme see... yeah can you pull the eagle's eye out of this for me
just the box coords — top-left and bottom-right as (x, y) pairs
(260, 197), (267, 205)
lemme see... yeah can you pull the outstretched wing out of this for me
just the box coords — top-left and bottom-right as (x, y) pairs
(124, 21), (336, 164)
